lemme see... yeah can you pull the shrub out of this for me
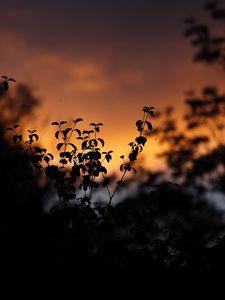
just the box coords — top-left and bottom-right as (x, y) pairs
(5, 77), (154, 210)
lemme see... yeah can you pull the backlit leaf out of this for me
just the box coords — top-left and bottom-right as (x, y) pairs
(73, 118), (83, 123)
(98, 138), (105, 147)
(57, 143), (64, 151)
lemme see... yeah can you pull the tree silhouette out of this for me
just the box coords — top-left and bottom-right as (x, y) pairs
(184, 0), (225, 72)
(152, 86), (225, 188)
(0, 78), (44, 226)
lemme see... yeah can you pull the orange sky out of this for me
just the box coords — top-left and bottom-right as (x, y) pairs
(1, 0), (225, 172)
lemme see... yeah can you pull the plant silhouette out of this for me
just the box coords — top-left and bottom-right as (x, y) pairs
(3, 2), (225, 297)
(7, 105), (154, 211)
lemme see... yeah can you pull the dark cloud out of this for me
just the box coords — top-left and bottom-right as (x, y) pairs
(0, 0), (202, 57)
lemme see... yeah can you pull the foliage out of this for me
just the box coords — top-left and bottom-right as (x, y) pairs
(6, 96), (154, 209)
(0, 76), (40, 126)
(184, 0), (225, 71)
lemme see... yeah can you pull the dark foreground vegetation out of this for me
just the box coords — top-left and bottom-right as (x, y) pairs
(2, 1), (225, 298)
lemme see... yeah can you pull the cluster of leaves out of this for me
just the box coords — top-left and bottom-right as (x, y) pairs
(151, 86), (225, 188)
(0, 75), (16, 93)
(184, 1), (225, 71)
(7, 103), (154, 209)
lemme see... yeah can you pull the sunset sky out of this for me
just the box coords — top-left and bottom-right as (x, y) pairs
(1, 0), (225, 171)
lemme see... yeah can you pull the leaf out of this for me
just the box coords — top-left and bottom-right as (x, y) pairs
(100, 166), (107, 174)
(43, 156), (50, 164)
(8, 78), (16, 82)
(136, 120), (143, 126)
(120, 164), (124, 171)
(6, 127), (13, 131)
(73, 118), (83, 123)
(97, 138), (104, 147)
(145, 121), (153, 131)
(47, 153), (54, 160)
(33, 134), (39, 141)
(136, 120), (143, 131)
(51, 121), (59, 126)
(55, 130), (60, 139)
(1, 76), (8, 80)
(124, 163), (131, 171)
(129, 152), (138, 161)
(82, 140), (88, 150)
(60, 121), (67, 125)
(75, 129), (81, 136)
(89, 123), (96, 126)
(13, 134), (22, 143)
(105, 154), (112, 163)
(135, 136), (147, 146)
(143, 106), (155, 114)
(62, 128), (72, 139)
(97, 123), (103, 126)
(59, 159), (67, 165)
(57, 143), (64, 151)
(13, 135), (18, 143)
(13, 124), (19, 129)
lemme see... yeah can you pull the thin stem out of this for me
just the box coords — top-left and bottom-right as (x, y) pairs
(140, 112), (149, 136)
(101, 172), (112, 199)
(108, 170), (127, 208)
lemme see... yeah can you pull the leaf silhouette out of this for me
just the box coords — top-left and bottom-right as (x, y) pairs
(75, 129), (81, 136)
(98, 138), (105, 147)
(60, 121), (67, 125)
(146, 121), (153, 131)
(73, 118), (83, 123)
(55, 131), (60, 139)
(57, 143), (64, 151)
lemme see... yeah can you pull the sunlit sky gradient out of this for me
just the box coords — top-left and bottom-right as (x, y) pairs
(1, 0), (225, 171)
